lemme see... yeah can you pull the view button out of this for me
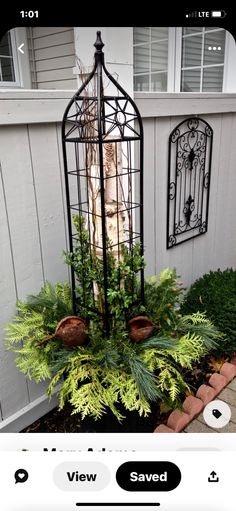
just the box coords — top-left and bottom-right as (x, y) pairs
(53, 462), (110, 491)
(116, 461), (181, 491)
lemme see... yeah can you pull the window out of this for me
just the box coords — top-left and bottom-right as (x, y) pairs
(133, 27), (227, 93)
(181, 27), (225, 92)
(133, 27), (169, 92)
(0, 31), (20, 86)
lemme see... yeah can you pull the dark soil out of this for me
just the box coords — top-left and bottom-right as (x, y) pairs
(21, 354), (229, 433)
(181, 354), (229, 395)
(21, 403), (81, 433)
(21, 401), (166, 433)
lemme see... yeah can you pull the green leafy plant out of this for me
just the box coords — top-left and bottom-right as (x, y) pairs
(5, 281), (72, 381)
(65, 215), (145, 327)
(5, 269), (223, 420)
(142, 268), (185, 326)
(181, 268), (236, 354)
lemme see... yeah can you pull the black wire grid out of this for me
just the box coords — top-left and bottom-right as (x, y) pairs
(62, 32), (144, 335)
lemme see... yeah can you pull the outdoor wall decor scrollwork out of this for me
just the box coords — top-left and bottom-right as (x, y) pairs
(167, 117), (213, 249)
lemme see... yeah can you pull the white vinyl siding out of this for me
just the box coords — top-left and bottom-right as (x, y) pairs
(27, 27), (77, 89)
(0, 91), (72, 430)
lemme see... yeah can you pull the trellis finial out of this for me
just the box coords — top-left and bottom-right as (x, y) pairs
(94, 31), (104, 52)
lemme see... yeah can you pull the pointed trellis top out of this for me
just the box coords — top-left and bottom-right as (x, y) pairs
(63, 31), (143, 144)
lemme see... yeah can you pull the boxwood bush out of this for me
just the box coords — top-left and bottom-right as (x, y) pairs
(181, 268), (236, 354)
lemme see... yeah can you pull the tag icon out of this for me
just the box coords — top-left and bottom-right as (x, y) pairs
(203, 400), (231, 428)
(212, 409), (222, 419)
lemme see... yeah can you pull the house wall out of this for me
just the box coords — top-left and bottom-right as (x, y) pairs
(27, 27), (77, 89)
(135, 93), (236, 287)
(0, 91), (73, 431)
(73, 27), (133, 96)
(0, 90), (236, 431)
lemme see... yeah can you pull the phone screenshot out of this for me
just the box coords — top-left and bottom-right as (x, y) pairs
(0, 6), (236, 510)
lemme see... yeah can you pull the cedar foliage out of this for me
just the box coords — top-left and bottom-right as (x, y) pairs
(5, 218), (224, 421)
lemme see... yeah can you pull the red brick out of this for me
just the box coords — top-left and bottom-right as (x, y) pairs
(220, 362), (236, 382)
(182, 395), (204, 418)
(230, 355), (236, 366)
(167, 410), (191, 432)
(209, 373), (228, 392)
(196, 384), (218, 404)
(154, 424), (175, 433)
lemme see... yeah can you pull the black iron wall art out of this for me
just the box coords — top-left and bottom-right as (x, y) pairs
(167, 117), (213, 249)
(62, 32), (144, 335)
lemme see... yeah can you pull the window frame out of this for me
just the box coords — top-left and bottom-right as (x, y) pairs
(180, 27), (226, 93)
(133, 27), (171, 92)
(0, 30), (21, 87)
(133, 27), (230, 93)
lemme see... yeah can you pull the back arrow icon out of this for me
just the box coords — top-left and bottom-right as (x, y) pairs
(18, 43), (25, 54)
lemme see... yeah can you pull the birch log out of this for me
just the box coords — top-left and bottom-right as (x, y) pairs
(104, 141), (125, 259)
(86, 140), (125, 308)
(88, 140), (125, 260)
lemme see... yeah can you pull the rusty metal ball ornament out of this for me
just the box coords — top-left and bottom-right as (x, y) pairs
(37, 316), (87, 348)
(55, 316), (87, 347)
(128, 316), (155, 343)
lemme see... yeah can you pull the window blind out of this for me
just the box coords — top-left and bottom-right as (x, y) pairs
(133, 27), (169, 92)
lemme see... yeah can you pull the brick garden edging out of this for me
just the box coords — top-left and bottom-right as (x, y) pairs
(154, 355), (236, 433)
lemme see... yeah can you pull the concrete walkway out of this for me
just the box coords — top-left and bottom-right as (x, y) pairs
(184, 377), (236, 433)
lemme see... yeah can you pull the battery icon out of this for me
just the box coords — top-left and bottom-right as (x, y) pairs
(211, 10), (226, 18)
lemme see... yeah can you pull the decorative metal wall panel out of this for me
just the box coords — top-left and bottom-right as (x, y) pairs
(167, 117), (213, 249)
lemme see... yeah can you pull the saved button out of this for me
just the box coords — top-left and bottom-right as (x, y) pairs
(116, 462), (181, 491)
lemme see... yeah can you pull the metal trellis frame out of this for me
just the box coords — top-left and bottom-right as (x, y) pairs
(62, 31), (144, 335)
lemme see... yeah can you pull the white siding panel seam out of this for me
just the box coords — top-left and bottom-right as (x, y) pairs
(36, 66), (75, 73)
(154, 119), (157, 275)
(32, 29), (73, 41)
(33, 27), (73, 38)
(33, 32), (74, 52)
(28, 27), (76, 90)
(37, 78), (75, 84)
(56, 123), (70, 282)
(26, 125), (46, 283)
(37, 81), (77, 90)
(27, 28), (37, 90)
(0, 383), (61, 432)
(36, 53), (75, 63)
(34, 44), (76, 61)
(0, 161), (18, 300)
(212, 114), (223, 257)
